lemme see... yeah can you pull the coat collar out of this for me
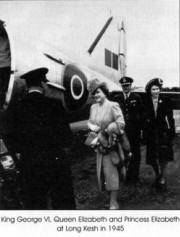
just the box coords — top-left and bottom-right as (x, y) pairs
(121, 91), (132, 101)
(149, 95), (163, 117)
(123, 91), (131, 99)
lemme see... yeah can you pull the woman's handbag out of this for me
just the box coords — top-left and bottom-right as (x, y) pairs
(84, 131), (98, 147)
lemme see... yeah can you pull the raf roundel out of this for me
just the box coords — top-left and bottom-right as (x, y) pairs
(62, 64), (89, 112)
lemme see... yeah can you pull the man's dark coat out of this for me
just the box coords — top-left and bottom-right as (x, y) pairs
(113, 91), (144, 183)
(5, 91), (75, 209)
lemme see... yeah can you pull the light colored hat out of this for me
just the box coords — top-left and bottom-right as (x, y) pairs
(46, 82), (66, 91)
(87, 79), (106, 95)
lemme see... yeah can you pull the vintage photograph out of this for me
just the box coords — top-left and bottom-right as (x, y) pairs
(0, 0), (179, 210)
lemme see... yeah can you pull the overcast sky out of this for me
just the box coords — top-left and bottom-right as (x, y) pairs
(0, 0), (179, 87)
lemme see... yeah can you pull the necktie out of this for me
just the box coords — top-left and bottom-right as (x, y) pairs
(153, 99), (158, 116)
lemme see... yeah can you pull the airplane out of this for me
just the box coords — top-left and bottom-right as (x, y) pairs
(0, 2), (179, 128)
(0, 10), (124, 123)
(0, 2), (179, 174)
(0, 3), (125, 173)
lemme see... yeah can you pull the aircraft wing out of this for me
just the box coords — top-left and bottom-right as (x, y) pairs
(0, 2), (179, 125)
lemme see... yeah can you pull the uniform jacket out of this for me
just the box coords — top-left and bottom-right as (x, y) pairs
(8, 92), (70, 162)
(113, 92), (144, 132)
(3, 91), (76, 210)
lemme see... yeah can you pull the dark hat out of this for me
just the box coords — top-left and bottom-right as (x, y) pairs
(145, 78), (163, 93)
(87, 79), (106, 95)
(47, 82), (66, 91)
(119, 76), (133, 85)
(20, 68), (49, 82)
(0, 20), (5, 27)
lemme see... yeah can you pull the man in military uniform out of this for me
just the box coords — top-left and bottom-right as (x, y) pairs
(115, 76), (144, 184)
(8, 68), (76, 209)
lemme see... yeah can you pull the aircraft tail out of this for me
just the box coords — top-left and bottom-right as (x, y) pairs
(118, 21), (127, 78)
(87, 16), (113, 55)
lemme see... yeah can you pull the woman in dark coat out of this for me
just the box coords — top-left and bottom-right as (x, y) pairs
(144, 78), (175, 190)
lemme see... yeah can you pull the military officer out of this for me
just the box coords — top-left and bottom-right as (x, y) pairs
(114, 76), (144, 184)
(8, 68), (76, 209)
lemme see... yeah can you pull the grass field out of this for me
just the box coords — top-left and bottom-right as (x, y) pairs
(72, 135), (180, 210)
(0, 110), (180, 210)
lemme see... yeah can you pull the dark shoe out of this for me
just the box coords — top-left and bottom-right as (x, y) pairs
(152, 177), (160, 188)
(158, 178), (167, 192)
(154, 178), (167, 192)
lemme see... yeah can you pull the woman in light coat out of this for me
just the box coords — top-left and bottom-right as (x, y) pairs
(87, 79), (127, 209)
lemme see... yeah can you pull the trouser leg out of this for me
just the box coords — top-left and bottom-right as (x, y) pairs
(21, 179), (48, 210)
(0, 67), (10, 108)
(20, 166), (48, 210)
(50, 158), (76, 210)
(126, 131), (141, 183)
(151, 161), (161, 179)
